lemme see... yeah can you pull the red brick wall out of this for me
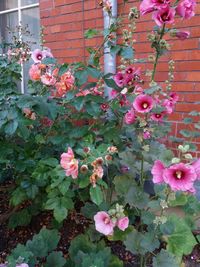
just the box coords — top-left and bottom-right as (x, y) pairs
(39, 0), (200, 155)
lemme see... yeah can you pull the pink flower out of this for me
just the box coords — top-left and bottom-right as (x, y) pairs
(76, 90), (91, 97)
(134, 86), (144, 95)
(176, 0), (196, 19)
(133, 94), (154, 113)
(43, 48), (53, 58)
(41, 73), (56, 86)
(114, 72), (125, 87)
(31, 49), (45, 63)
(169, 92), (179, 103)
(111, 89), (118, 99)
(124, 108), (136, 124)
(117, 217), (129, 231)
(60, 147), (79, 179)
(16, 264), (29, 267)
(60, 71), (75, 90)
(151, 160), (165, 184)
(29, 64), (41, 81)
(140, 0), (170, 15)
(175, 30), (190, 40)
(163, 163), (197, 191)
(143, 130), (151, 139)
(152, 7), (175, 27)
(94, 211), (114, 235)
(162, 99), (174, 114)
(192, 159), (200, 179)
(151, 112), (165, 122)
(40, 117), (53, 127)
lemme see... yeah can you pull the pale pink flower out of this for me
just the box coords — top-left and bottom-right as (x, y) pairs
(176, 0), (196, 19)
(60, 71), (75, 90)
(29, 64), (41, 81)
(95, 165), (104, 178)
(175, 30), (190, 40)
(143, 130), (151, 139)
(151, 112), (165, 122)
(151, 160), (165, 184)
(60, 147), (79, 179)
(133, 94), (154, 113)
(76, 90), (91, 97)
(117, 217), (129, 231)
(31, 49), (45, 63)
(43, 48), (53, 58)
(94, 211), (114, 235)
(152, 7), (175, 27)
(16, 264), (29, 267)
(140, 0), (170, 15)
(41, 73), (56, 86)
(192, 159), (200, 179)
(124, 108), (136, 124)
(163, 163), (197, 191)
(114, 72), (125, 87)
(134, 86), (144, 95)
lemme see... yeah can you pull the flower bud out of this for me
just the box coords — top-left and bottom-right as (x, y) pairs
(171, 157), (181, 164)
(80, 164), (88, 173)
(105, 155), (112, 161)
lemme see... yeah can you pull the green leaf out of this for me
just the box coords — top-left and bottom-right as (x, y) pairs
(179, 130), (192, 138)
(81, 202), (99, 219)
(166, 215), (197, 257)
(58, 63), (69, 76)
(45, 251), (66, 267)
(153, 249), (179, 267)
(86, 102), (101, 117)
(169, 193), (188, 207)
(73, 96), (85, 111)
(183, 117), (193, 124)
(114, 175), (134, 197)
(109, 255), (123, 267)
(87, 66), (101, 79)
(7, 244), (34, 267)
(125, 185), (149, 209)
(90, 185), (103, 206)
(120, 46), (134, 59)
(4, 120), (18, 135)
(42, 57), (57, 65)
(54, 206), (68, 223)
(84, 29), (100, 39)
(8, 209), (31, 228)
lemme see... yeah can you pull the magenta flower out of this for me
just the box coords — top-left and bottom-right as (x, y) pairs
(152, 7), (176, 27)
(114, 72), (125, 87)
(163, 163), (197, 191)
(60, 147), (79, 179)
(175, 30), (190, 40)
(31, 49), (45, 63)
(151, 160), (165, 184)
(94, 211), (114, 235)
(192, 159), (200, 179)
(169, 92), (179, 103)
(140, 0), (170, 15)
(162, 99), (174, 114)
(143, 130), (151, 139)
(176, 0), (196, 19)
(117, 217), (129, 231)
(124, 108), (136, 124)
(133, 94), (154, 113)
(151, 112), (165, 122)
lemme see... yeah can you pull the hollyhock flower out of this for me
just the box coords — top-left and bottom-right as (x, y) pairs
(52, 67), (59, 77)
(40, 117), (53, 127)
(192, 159), (200, 179)
(120, 165), (130, 173)
(140, 0), (170, 15)
(29, 64), (41, 81)
(162, 99), (174, 114)
(60, 71), (75, 90)
(41, 73), (56, 86)
(101, 103), (109, 111)
(111, 89), (118, 99)
(117, 217), (129, 231)
(43, 48), (53, 58)
(60, 147), (79, 179)
(169, 92), (179, 103)
(163, 163), (197, 191)
(124, 74), (135, 86)
(16, 264), (29, 267)
(114, 72), (125, 87)
(76, 90), (90, 97)
(143, 130), (151, 139)
(124, 108), (136, 124)
(134, 86), (144, 95)
(151, 160), (165, 184)
(94, 211), (114, 235)
(92, 86), (103, 96)
(175, 30), (190, 40)
(31, 49), (45, 63)
(176, 0), (196, 19)
(152, 7), (176, 27)
(151, 112), (165, 122)
(94, 165), (104, 178)
(133, 94), (154, 113)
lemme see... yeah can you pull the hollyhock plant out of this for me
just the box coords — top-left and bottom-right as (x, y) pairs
(176, 0), (196, 19)
(151, 160), (165, 184)
(41, 73), (56, 86)
(29, 64), (41, 81)
(163, 163), (197, 191)
(124, 108), (136, 124)
(143, 130), (151, 139)
(60, 147), (79, 179)
(114, 72), (125, 87)
(31, 49), (45, 63)
(117, 217), (129, 231)
(152, 7), (176, 27)
(94, 211), (114, 235)
(151, 112), (165, 122)
(133, 94), (154, 113)
(169, 92), (179, 103)
(175, 30), (190, 40)
(162, 99), (174, 114)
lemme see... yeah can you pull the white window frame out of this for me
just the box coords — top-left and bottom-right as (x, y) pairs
(0, 0), (39, 93)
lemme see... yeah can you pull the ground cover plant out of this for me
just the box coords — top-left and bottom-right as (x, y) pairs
(0, 0), (200, 266)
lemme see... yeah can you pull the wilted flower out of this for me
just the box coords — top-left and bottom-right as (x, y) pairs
(80, 164), (88, 173)
(60, 147), (79, 179)
(107, 146), (118, 154)
(176, 0), (196, 19)
(29, 64), (41, 81)
(152, 7), (175, 27)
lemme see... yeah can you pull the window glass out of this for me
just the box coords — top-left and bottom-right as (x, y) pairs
(0, 0), (17, 12)
(21, 0), (39, 5)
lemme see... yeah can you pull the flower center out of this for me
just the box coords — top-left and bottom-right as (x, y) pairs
(37, 54), (42, 60)
(104, 217), (110, 224)
(175, 170), (182, 179)
(142, 102), (148, 109)
(156, 114), (161, 118)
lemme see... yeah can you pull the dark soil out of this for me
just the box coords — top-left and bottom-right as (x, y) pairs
(1, 183), (200, 267)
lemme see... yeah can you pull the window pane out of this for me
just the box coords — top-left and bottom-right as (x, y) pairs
(21, 7), (40, 93)
(0, 0), (18, 11)
(21, 0), (39, 6)
(0, 11), (18, 46)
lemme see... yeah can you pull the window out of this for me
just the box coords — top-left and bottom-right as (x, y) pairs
(0, 0), (40, 93)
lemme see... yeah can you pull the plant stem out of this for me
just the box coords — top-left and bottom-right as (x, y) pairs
(151, 24), (166, 82)
(140, 255), (145, 267)
(140, 155), (144, 187)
